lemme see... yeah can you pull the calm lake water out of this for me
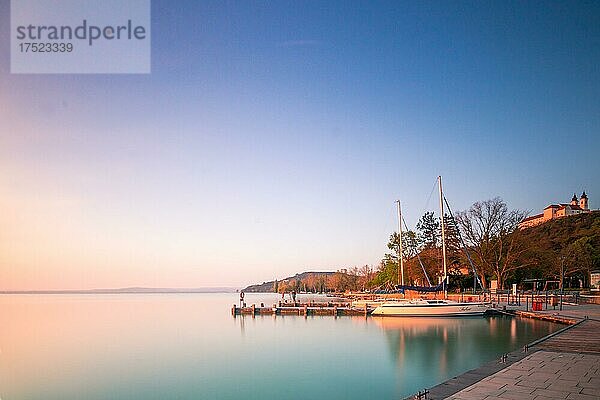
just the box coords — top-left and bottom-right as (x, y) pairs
(1, 293), (563, 400)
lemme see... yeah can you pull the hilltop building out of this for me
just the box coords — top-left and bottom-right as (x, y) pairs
(519, 192), (590, 229)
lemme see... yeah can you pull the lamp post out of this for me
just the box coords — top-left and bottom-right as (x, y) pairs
(560, 257), (564, 311)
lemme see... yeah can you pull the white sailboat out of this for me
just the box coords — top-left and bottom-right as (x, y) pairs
(371, 298), (489, 316)
(372, 176), (489, 317)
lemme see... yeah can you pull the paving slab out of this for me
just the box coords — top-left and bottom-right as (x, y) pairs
(435, 351), (600, 400)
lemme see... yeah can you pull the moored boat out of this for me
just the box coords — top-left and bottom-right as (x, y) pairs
(375, 176), (489, 317)
(371, 298), (488, 316)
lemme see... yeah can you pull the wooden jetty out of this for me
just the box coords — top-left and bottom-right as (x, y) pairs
(232, 301), (370, 317)
(534, 318), (600, 354)
(515, 309), (577, 325)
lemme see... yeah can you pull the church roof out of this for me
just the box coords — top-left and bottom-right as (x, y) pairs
(572, 193), (578, 202)
(581, 191), (588, 199)
(521, 213), (543, 222)
(544, 203), (583, 210)
(559, 203), (583, 210)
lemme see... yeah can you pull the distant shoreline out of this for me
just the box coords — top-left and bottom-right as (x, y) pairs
(0, 287), (239, 295)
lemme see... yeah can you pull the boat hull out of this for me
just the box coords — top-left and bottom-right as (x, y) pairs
(371, 302), (489, 317)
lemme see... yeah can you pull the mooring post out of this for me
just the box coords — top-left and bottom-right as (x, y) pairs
(303, 304), (308, 316)
(251, 304), (255, 317)
(333, 305), (338, 317)
(232, 304), (236, 316)
(364, 303), (368, 317)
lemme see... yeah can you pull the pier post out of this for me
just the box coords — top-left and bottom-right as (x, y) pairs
(303, 304), (308, 316)
(251, 304), (255, 317)
(232, 304), (236, 316)
(333, 305), (338, 317)
(364, 303), (368, 317)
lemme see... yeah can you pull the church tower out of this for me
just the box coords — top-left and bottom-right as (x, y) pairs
(571, 193), (578, 206)
(580, 191), (588, 210)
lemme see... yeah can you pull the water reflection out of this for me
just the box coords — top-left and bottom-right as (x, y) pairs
(0, 295), (564, 400)
(373, 315), (560, 392)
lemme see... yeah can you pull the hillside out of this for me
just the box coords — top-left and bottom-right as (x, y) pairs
(522, 210), (600, 246)
(242, 271), (336, 293)
(515, 211), (600, 284)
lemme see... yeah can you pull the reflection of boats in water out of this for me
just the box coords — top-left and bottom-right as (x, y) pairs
(372, 299), (488, 317)
(371, 314), (471, 331)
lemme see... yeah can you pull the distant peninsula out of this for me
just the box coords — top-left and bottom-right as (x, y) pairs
(0, 287), (239, 294)
(243, 271), (338, 292)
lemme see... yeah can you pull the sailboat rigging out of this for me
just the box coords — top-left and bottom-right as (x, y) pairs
(371, 176), (489, 317)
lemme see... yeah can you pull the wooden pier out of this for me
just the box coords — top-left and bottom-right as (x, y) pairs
(232, 302), (370, 317)
(514, 309), (578, 325)
(534, 318), (600, 354)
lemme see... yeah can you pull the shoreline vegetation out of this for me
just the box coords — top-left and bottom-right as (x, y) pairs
(245, 200), (600, 294)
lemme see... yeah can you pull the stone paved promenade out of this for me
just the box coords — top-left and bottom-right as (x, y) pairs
(446, 350), (600, 400)
(412, 303), (600, 399)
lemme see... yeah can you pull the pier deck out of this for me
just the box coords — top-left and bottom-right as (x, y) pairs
(232, 302), (370, 317)
(535, 319), (600, 354)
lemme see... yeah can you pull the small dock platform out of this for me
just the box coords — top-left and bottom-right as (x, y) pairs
(514, 309), (578, 325)
(535, 318), (600, 354)
(232, 302), (370, 317)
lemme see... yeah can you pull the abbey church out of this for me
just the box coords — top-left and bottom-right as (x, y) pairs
(519, 192), (590, 229)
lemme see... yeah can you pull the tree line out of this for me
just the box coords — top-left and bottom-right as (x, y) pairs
(274, 267), (377, 294)
(271, 198), (599, 293)
(373, 197), (600, 291)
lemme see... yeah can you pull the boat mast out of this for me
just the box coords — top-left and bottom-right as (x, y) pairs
(396, 200), (404, 287)
(438, 176), (447, 298)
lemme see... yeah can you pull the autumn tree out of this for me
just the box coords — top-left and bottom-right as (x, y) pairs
(559, 237), (594, 288)
(455, 197), (528, 289)
(357, 265), (375, 290)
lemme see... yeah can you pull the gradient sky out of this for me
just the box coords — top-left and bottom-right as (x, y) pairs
(1, 1), (599, 290)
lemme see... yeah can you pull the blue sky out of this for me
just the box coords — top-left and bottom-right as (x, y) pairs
(0, 1), (599, 289)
